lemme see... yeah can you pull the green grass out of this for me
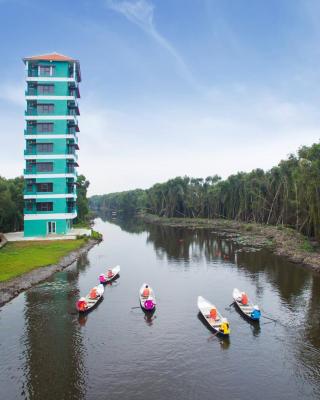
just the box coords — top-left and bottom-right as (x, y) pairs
(0, 239), (86, 282)
(73, 222), (91, 229)
(91, 230), (103, 240)
(300, 240), (314, 253)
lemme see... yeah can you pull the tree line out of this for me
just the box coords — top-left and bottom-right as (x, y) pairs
(0, 175), (90, 233)
(89, 141), (320, 240)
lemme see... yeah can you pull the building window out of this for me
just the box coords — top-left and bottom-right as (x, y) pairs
(36, 162), (53, 172)
(26, 140), (36, 152)
(37, 104), (54, 114)
(36, 143), (53, 152)
(37, 123), (54, 133)
(26, 181), (34, 192)
(26, 121), (36, 133)
(36, 183), (53, 192)
(67, 164), (75, 173)
(38, 84), (54, 95)
(25, 201), (34, 211)
(39, 66), (51, 76)
(26, 160), (36, 171)
(36, 202), (53, 212)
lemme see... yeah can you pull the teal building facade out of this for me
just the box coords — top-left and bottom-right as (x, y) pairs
(23, 53), (81, 237)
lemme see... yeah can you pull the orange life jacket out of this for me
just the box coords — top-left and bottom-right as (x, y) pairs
(142, 288), (150, 297)
(242, 293), (248, 305)
(90, 288), (98, 299)
(78, 300), (87, 311)
(210, 308), (217, 320)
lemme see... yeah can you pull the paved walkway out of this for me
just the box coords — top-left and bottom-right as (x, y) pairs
(4, 228), (91, 242)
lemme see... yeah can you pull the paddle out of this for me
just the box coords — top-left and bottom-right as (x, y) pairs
(225, 301), (235, 311)
(131, 306), (141, 309)
(261, 315), (278, 323)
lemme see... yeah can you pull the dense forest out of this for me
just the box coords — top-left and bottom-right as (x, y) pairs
(0, 174), (90, 233)
(90, 141), (320, 240)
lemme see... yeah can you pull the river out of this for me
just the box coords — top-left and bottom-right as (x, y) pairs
(0, 217), (319, 400)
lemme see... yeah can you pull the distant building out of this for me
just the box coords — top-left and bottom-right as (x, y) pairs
(23, 53), (81, 237)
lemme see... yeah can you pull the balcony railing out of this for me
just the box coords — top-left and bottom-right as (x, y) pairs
(67, 108), (80, 116)
(25, 109), (56, 116)
(24, 167), (36, 174)
(25, 88), (37, 96)
(24, 148), (37, 155)
(27, 70), (74, 78)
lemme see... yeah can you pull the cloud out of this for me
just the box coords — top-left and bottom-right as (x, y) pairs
(78, 88), (320, 195)
(0, 81), (25, 106)
(106, 0), (202, 92)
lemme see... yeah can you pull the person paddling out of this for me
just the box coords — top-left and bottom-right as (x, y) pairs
(142, 285), (150, 298)
(107, 269), (114, 279)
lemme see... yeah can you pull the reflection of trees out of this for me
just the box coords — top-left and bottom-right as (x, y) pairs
(236, 249), (311, 306)
(23, 260), (87, 399)
(146, 224), (237, 264)
(293, 276), (320, 392)
(96, 211), (146, 234)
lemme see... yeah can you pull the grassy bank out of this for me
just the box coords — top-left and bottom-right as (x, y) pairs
(0, 239), (86, 282)
(140, 213), (320, 272)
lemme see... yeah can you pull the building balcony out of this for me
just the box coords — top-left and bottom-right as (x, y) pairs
(25, 109), (38, 116)
(24, 148), (37, 155)
(25, 87), (37, 96)
(27, 69), (74, 79)
(67, 108), (80, 116)
(24, 167), (36, 174)
(25, 109), (56, 116)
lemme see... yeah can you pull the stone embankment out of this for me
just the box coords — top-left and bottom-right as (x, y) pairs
(0, 233), (7, 249)
(140, 213), (320, 273)
(0, 239), (98, 307)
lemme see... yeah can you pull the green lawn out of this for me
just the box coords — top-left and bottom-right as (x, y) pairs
(0, 239), (86, 282)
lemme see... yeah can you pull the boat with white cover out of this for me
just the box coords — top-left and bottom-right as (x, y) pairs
(76, 284), (104, 313)
(139, 283), (156, 311)
(197, 296), (230, 336)
(99, 265), (120, 284)
(232, 288), (261, 321)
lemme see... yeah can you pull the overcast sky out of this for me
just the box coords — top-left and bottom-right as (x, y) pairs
(1, 0), (320, 195)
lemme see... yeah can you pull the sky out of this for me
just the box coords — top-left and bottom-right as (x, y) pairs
(0, 0), (320, 195)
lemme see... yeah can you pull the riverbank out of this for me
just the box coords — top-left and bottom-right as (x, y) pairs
(140, 213), (320, 273)
(0, 238), (100, 307)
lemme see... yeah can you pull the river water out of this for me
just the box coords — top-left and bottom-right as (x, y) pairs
(0, 217), (320, 400)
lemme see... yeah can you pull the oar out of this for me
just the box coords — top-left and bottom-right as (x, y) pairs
(261, 315), (278, 323)
(225, 301), (235, 310)
(131, 306), (140, 309)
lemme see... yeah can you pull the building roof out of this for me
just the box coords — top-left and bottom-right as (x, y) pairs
(23, 52), (81, 81)
(23, 52), (77, 62)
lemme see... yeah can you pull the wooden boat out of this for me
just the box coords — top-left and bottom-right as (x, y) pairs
(197, 296), (230, 336)
(76, 284), (104, 313)
(99, 265), (120, 284)
(232, 288), (261, 321)
(139, 283), (156, 311)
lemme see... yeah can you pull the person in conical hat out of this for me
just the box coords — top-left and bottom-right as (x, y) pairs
(107, 269), (114, 278)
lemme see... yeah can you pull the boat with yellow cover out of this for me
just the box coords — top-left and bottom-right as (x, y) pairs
(197, 296), (230, 336)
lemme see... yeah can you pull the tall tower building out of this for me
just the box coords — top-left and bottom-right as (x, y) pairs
(23, 53), (81, 237)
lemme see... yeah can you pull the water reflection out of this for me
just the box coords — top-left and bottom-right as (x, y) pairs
(23, 259), (87, 400)
(145, 223), (238, 264)
(232, 305), (261, 337)
(143, 311), (156, 327)
(197, 313), (231, 350)
(2, 216), (320, 400)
